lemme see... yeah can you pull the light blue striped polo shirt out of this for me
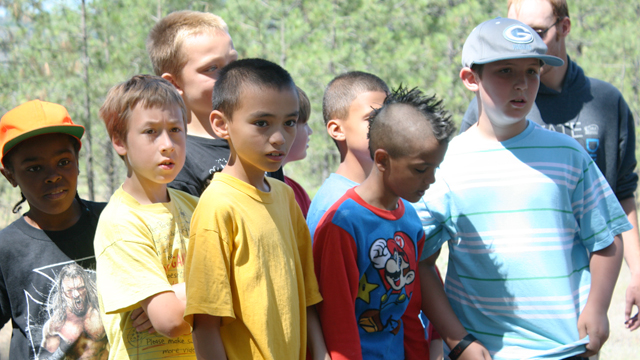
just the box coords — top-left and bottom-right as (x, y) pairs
(415, 120), (631, 360)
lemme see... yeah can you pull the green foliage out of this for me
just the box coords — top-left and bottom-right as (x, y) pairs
(0, 0), (638, 221)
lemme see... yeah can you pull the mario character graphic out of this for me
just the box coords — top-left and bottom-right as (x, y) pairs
(358, 232), (417, 335)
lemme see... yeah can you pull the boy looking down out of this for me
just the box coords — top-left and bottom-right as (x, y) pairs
(313, 86), (454, 360)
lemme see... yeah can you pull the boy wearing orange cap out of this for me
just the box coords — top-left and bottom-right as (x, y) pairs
(0, 100), (109, 359)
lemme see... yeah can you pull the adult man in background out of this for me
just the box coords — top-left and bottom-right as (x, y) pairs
(459, 0), (640, 332)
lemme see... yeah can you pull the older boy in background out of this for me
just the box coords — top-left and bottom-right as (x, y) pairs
(306, 71), (388, 239)
(417, 18), (629, 360)
(184, 59), (327, 360)
(147, 10), (282, 195)
(313, 86), (454, 360)
(95, 75), (198, 359)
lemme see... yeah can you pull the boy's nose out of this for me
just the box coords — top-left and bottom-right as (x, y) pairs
(514, 74), (528, 90)
(159, 131), (175, 153)
(270, 130), (286, 147)
(44, 169), (62, 183)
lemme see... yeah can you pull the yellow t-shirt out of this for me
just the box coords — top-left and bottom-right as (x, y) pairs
(184, 173), (322, 360)
(94, 187), (198, 359)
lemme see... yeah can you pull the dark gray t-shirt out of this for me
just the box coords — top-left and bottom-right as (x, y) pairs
(0, 200), (107, 359)
(168, 134), (284, 196)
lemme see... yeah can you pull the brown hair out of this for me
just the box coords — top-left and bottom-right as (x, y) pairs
(297, 86), (311, 124)
(99, 75), (187, 145)
(507, 0), (569, 19)
(146, 10), (229, 77)
(322, 71), (389, 125)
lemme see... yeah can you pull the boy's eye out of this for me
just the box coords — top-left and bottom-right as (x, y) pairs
(499, 68), (511, 74)
(59, 159), (71, 166)
(254, 120), (268, 127)
(415, 168), (427, 174)
(170, 127), (183, 133)
(143, 128), (155, 135)
(285, 119), (297, 127)
(205, 65), (218, 73)
(26, 165), (41, 172)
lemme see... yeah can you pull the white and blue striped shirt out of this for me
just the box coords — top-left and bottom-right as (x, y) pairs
(415, 121), (631, 360)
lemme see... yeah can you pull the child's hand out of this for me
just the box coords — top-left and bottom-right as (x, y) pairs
(456, 341), (492, 360)
(577, 305), (610, 357)
(131, 307), (156, 334)
(625, 274), (640, 331)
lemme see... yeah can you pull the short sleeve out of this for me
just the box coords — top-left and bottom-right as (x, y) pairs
(413, 175), (453, 261)
(96, 221), (172, 314)
(183, 207), (235, 325)
(573, 157), (632, 253)
(614, 96), (638, 200)
(292, 197), (322, 307)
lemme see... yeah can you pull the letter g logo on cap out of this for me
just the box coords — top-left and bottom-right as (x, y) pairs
(503, 25), (534, 44)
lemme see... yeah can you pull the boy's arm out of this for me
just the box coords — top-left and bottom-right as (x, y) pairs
(192, 314), (227, 360)
(313, 223), (363, 360)
(419, 251), (492, 360)
(619, 197), (640, 330)
(577, 235), (624, 357)
(307, 306), (331, 360)
(138, 283), (190, 338)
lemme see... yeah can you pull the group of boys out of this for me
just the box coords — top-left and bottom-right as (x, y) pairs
(0, 2), (636, 360)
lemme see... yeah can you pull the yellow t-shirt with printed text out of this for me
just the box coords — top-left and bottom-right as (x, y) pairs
(94, 187), (198, 359)
(184, 173), (322, 360)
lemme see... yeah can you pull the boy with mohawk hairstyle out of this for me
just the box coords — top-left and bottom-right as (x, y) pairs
(184, 58), (328, 360)
(313, 86), (454, 360)
(416, 17), (629, 360)
(306, 71), (388, 240)
(95, 75), (198, 358)
(146, 10), (237, 196)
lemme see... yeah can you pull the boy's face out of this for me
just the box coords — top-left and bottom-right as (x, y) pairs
(115, 104), (186, 188)
(285, 121), (313, 164)
(384, 135), (447, 203)
(339, 91), (387, 159)
(174, 31), (238, 120)
(1, 133), (79, 217)
(475, 58), (540, 128)
(224, 85), (299, 177)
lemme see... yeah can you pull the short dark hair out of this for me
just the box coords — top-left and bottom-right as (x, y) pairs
(322, 71), (389, 125)
(212, 58), (296, 119)
(368, 86), (455, 159)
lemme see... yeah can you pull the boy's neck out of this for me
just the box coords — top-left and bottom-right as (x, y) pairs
(335, 152), (373, 184)
(25, 197), (83, 231)
(355, 169), (400, 211)
(475, 115), (528, 142)
(122, 177), (170, 205)
(221, 157), (270, 192)
(186, 110), (221, 139)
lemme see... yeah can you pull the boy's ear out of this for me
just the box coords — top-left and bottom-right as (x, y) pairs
(0, 167), (18, 188)
(161, 73), (184, 95)
(210, 110), (230, 139)
(460, 67), (479, 92)
(373, 148), (390, 172)
(111, 136), (128, 157)
(327, 119), (345, 141)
